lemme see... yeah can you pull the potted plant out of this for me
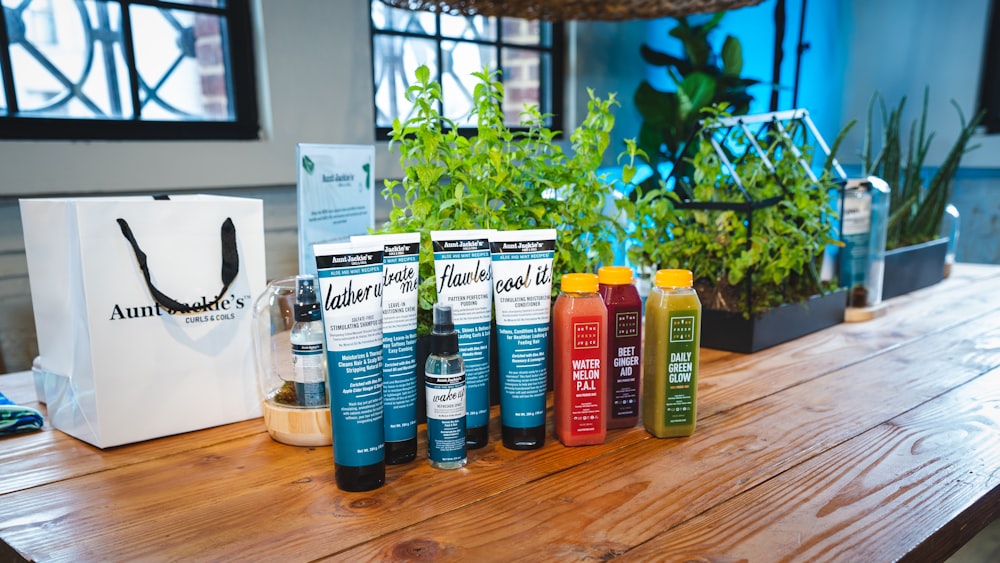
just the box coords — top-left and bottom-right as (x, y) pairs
(861, 88), (984, 299)
(380, 65), (627, 330)
(618, 105), (854, 353)
(379, 64), (633, 411)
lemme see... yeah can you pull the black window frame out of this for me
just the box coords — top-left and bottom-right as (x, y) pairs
(0, 0), (259, 141)
(979, 0), (1000, 134)
(369, 5), (565, 142)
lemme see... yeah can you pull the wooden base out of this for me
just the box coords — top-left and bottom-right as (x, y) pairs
(262, 401), (332, 447)
(844, 302), (889, 323)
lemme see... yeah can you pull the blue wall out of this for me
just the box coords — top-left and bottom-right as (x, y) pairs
(633, 0), (1000, 265)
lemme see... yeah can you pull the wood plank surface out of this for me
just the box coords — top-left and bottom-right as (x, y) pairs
(332, 308), (1000, 561)
(620, 367), (1000, 562)
(1, 264), (999, 562)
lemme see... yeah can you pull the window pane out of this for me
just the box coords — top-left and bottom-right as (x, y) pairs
(5, 0), (133, 118)
(440, 12), (495, 41)
(373, 34), (437, 127)
(370, 0), (561, 139)
(160, 0), (225, 6)
(442, 39), (496, 125)
(502, 18), (550, 47)
(371, 1), (435, 34)
(0, 0), (257, 140)
(502, 48), (546, 126)
(129, 4), (232, 121)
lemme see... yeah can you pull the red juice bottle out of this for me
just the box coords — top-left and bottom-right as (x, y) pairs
(597, 266), (642, 429)
(553, 273), (608, 446)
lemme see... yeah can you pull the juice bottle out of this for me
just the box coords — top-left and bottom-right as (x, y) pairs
(642, 269), (701, 438)
(553, 273), (607, 446)
(597, 266), (641, 429)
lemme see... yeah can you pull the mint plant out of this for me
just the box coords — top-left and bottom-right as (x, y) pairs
(381, 65), (625, 333)
(620, 104), (853, 316)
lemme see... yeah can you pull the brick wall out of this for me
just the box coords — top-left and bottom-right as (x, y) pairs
(195, 12), (229, 119)
(502, 19), (542, 124)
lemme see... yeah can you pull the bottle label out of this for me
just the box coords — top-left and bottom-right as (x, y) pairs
(609, 307), (641, 419)
(840, 189), (873, 289)
(431, 230), (493, 430)
(382, 331), (417, 441)
(664, 311), (697, 427)
(292, 341), (326, 406)
(490, 230), (555, 430)
(351, 233), (422, 445)
(426, 372), (466, 463)
(569, 316), (603, 436)
(380, 241), (420, 443)
(495, 324), (549, 427)
(316, 243), (385, 467)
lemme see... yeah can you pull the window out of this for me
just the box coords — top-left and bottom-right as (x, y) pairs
(370, 0), (563, 140)
(979, 0), (1000, 133)
(0, 0), (258, 140)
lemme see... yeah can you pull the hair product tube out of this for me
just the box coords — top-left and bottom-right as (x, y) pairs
(430, 229), (494, 449)
(314, 241), (385, 491)
(352, 232), (420, 464)
(489, 229), (555, 450)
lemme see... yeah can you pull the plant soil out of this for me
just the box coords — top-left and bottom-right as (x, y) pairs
(694, 275), (833, 317)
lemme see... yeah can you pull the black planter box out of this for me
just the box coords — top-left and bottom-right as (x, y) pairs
(881, 237), (948, 300)
(700, 288), (848, 354)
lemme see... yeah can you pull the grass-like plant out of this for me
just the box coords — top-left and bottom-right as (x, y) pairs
(861, 88), (984, 249)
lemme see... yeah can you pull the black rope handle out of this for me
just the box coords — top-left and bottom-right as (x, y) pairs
(117, 216), (240, 314)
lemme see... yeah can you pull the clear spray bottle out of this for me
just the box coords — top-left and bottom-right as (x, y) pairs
(290, 274), (326, 407)
(425, 304), (467, 469)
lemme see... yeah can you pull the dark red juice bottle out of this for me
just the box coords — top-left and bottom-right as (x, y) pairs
(598, 266), (642, 429)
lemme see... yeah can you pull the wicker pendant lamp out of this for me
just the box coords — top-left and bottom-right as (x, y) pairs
(378, 0), (766, 21)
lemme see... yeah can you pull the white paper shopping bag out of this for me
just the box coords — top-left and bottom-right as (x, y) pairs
(20, 195), (266, 448)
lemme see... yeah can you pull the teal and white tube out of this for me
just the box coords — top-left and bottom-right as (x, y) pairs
(314, 241), (384, 492)
(430, 229), (494, 449)
(489, 229), (555, 450)
(352, 232), (420, 465)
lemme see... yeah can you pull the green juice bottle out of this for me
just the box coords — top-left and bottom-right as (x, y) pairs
(642, 269), (701, 438)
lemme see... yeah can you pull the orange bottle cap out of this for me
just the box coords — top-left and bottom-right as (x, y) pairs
(561, 273), (598, 293)
(654, 269), (693, 288)
(597, 265), (633, 285)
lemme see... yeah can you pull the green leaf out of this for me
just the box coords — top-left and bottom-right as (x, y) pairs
(721, 36), (743, 77)
(678, 73), (716, 121)
(633, 81), (673, 124)
(415, 65), (430, 84)
(640, 44), (690, 74)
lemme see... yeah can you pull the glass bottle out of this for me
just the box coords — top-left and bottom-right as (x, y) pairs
(642, 269), (701, 438)
(425, 304), (467, 470)
(290, 274), (326, 407)
(597, 266), (641, 429)
(553, 273), (608, 446)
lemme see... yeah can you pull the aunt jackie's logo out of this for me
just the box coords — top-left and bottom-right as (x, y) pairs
(322, 173), (355, 183)
(109, 294), (249, 320)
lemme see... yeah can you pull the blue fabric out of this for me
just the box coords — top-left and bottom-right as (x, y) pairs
(0, 391), (44, 435)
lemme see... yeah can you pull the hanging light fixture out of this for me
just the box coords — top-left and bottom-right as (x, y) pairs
(378, 0), (766, 21)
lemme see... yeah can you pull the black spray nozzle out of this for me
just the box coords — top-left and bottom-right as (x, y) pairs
(432, 303), (455, 334)
(294, 274), (320, 321)
(430, 303), (459, 356)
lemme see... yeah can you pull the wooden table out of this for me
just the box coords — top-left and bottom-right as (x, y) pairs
(2, 264), (1000, 562)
